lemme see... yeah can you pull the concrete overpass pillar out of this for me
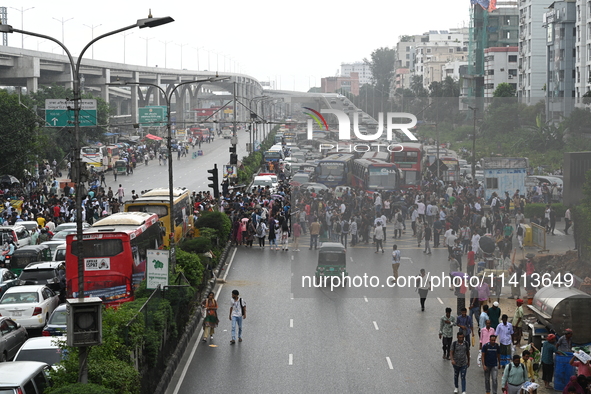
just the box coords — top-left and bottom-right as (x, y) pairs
(130, 71), (139, 124)
(102, 69), (110, 103)
(154, 75), (161, 106)
(26, 77), (38, 93)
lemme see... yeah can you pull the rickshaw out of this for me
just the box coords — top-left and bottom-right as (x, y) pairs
(315, 242), (348, 281)
(114, 160), (127, 176)
(8, 244), (52, 276)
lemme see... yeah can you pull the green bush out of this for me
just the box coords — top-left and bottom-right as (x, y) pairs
(195, 211), (231, 241)
(47, 383), (116, 394)
(175, 249), (204, 288)
(180, 237), (213, 254)
(524, 203), (566, 219)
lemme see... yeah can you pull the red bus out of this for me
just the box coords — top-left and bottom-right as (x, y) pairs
(351, 158), (400, 192)
(65, 212), (163, 306)
(390, 142), (423, 189)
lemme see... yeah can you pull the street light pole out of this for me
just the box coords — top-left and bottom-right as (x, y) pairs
(0, 11), (174, 384)
(9, 6), (34, 49)
(122, 31), (133, 64)
(83, 24), (102, 59)
(140, 36), (154, 66)
(468, 106), (478, 182)
(51, 16), (73, 55)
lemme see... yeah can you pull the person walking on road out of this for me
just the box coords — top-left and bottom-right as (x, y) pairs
(292, 221), (301, 252)
(417, 268), (430, 311)
(229, 290), (246, 345)
(255, 220), (267, 248)
(501, 354), (528, 394)
(391, 244), (401, 281)
(374, 221), (384, 253)
(440, 307), (456, 360)
(202, 292), (219, 342)
(481, 334), (501, 394)
(564, 207), (572, 234)
(309, 218), (320, 250)
(457, 308), (474, 347)
(423, 224), (432, 254)
(450, 332), (470, 394)
(117, 184), (124, 204)
(496, 314), (514, 367)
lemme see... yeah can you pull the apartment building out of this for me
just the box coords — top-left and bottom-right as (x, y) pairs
(484, 47), (519, 97)
(340, 62), (373, 86)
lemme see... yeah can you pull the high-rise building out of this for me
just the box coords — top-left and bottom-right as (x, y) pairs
(518, 0), (553, 106)
(340, 62), (373, 86)
(483, 47), (519, 98)
(543, 0), (577, 120)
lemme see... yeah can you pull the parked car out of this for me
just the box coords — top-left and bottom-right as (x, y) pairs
(13, 336), (66, 368)
(42, 304), (67, 337)
(0, 361), (52, 393)
(19, 262), (65, 294)
(52, 222), (90, 234)
(0, 285), (60, 330)
(18, 222), (39, 233)
(0, 268), (19, 299)
(0, 316), (28, 361)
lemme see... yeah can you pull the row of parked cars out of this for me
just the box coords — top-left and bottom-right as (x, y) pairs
(0, 223), (74, 392)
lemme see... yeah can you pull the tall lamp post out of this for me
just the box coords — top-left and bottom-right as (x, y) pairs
(468, 106), (478, 182)
(0, 11), (174, 383)
(111, 76), (229, 260)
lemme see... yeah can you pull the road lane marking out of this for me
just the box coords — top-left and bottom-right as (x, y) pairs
(364, 296), (368, 303)
(386, 357), (393, 369)
(173, 245), (238, 394)
(289, 354), (293, 365)
(290, 293), (294, 299)
(373, 321), (379, 330)
(291, 255), (294, 261)
(290, 319), (293, 328)
(437, 297), (444, 305)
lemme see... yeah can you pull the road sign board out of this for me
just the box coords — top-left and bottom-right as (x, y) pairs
(139, 106), (167, 126)
(45, 99), (97, 127)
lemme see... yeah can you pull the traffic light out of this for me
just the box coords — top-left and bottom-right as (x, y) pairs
(207, 164), (220, 199)
(229, 146), (236, 154)
(66, 297), (103, 347)
(230, 153), (238, 165)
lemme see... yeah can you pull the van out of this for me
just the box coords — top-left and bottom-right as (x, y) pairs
(53, 244), (66, 262)
(0, 361), (52, 393)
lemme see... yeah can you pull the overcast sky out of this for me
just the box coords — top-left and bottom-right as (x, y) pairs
(2, 0), (469, 92)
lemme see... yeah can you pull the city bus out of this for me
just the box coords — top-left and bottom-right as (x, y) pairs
(390, 142), (423, 189)
(351, 158), (401, 192)
(124, 188), (193, 247)
(441, 156), (460, 182)
(65, 212), (163, 305)
(105, 145), (121, 170)
(315, 153), (354, 187)
(81, 145), (108, 172)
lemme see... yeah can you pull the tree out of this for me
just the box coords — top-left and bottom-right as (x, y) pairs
(363, 47), (396, 98)
(492, 82), (516, 98)
(0, 90), (43, 177)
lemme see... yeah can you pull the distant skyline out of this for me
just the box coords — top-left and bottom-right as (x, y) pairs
(1, 0), (470, 92)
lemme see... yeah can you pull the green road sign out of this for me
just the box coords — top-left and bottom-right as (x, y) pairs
(45, 99), (97, 127)
(139, 106), (167, 126)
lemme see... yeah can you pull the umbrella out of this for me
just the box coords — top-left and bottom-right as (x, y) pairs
(145, 134), (163, 141)
(479, 236), (496, 254)
(289, 181), (302, 187)
(0, 175), (19, 185)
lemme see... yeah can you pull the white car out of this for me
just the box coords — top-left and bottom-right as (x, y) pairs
(0, 285), (60, 330)
(13, 336), (67, 368)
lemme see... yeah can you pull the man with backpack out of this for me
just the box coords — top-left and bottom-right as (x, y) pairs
(501, 354), (528, 394)
(341, 219), (350, 248)
(229, 290), (246, 345)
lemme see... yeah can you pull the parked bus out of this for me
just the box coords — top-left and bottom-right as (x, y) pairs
(81, 145), (108, 172)
(124, 188), (193, 247)
(390, 142), (423, 189)
(351, 159), (400, 192)
(315, 154), (354, 187)
(65, 212), (163, 305)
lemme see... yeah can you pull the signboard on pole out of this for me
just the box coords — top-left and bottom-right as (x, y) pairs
(139, 106), (167, 127)
(45, 99), (97, 127)
(224, 165), (237, 179)
(146, 249), (169, 289)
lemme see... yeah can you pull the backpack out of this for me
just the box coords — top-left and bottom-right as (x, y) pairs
(517, 225), (524, 236)
(342, 221), (349, 233)
(397, 213), (403, 223)
(256, 223), (264, 236)
(335, 221), (342, 233)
